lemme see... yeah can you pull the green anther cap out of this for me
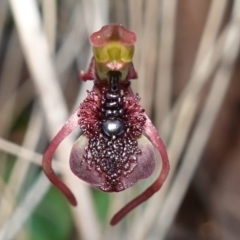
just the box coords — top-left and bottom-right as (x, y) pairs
(90, 24), (136, 64)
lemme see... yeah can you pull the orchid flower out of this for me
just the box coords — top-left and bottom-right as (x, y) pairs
(42, 24), (170, 226)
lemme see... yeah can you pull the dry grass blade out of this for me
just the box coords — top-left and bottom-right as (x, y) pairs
(130, 1), (228, 239)
(0, 138), (43, 166)
(0, 31), (23, 136)
(55, 1), (86, 75)
(0, 80), (35, 131)
(154, 1), (240, 238)
(42, 0), (57, 52)
(128, 0), (143, 78)
(0, 107), (42, 225)
(1, 0), (108, 236)
(155, 0), (177, 140)
(191, 0), (228, 74)
(8, 0), (101, 239)
(0, 137), (68, 173)
(0, 6), (83, 229)
(0, 2), (87, 134)
(160, 0), (227, 186)
(161, 0), (228, 137)
(82, 0), (109, 35)
(137, 1), (160, 114)
(92, 0), (109, 31)
(0, 173), (51, 240)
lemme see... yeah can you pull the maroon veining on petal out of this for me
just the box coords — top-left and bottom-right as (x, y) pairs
(70, 134), (155, 192)
(90, 24), (136, 47)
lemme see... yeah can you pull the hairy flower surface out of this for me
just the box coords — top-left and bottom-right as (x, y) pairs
(70, 87), (155, 192)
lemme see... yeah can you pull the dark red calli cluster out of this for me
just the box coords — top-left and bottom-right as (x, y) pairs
(73, 86), (149, 192)
(78, 89), (146, 139)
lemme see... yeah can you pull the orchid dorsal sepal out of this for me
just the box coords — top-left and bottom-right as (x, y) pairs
(81, 24), (138, 82)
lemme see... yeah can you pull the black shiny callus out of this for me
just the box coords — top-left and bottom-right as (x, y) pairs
(102, 71), (125, 138)
(102, 119), (125, 137)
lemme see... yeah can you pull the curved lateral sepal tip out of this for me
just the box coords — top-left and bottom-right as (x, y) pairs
(42, 109), (80, 206)
(110, 113), (170, 225)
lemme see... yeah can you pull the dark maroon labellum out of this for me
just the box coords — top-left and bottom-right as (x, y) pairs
(70, 71), (155, 191)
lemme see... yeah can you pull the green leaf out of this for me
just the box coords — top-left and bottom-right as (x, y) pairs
(92, 188), (109, 224)
(27, 186), (73, 240)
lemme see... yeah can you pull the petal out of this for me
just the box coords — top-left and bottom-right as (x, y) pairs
(119, 135), (156, 188)
(90, 24), (136, 47)
(69, 135), (104, 188)
(69, 135), (155, 192)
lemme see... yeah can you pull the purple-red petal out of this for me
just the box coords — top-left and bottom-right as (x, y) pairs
(69, 135), (155, 192)
(90, 24), (136, 47)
